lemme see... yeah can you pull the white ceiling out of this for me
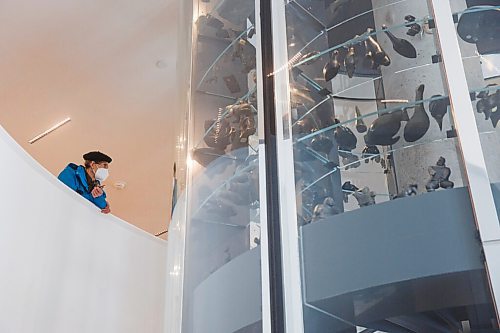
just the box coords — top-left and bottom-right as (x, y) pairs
(0, 0), (181, 237)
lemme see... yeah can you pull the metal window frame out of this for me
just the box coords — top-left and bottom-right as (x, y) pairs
(269, 0), (306, 332)
(429, 0), (500, 321)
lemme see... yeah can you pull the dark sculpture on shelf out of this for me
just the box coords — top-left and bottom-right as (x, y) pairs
(365, 28), (391, 69)
(364, 109), (409, 146)
(393, 184), (418, 199)
(323, 50), (341, 82)
(311, 197), (339, 222)
(227, 103), (256, 150)
(355, 106), (367, 133)
(353, 187), (376, 207)
(429, 95), (450, 131)
(487, 90), (500, 128)
(362, 145), (381, 164)
(404, 84), (430, 142)
(382, 24), (417, 59)
(425, 156), (454, 192)
(404, 15), (422, 36)
(339, 151), (361, 170)
(204, 112), (233, 150)
(475, 85), (500, 127)
(311, 135), (334, 155)
(334, 119), (359, 169)
(476, 97), (492, 120)
(345, 46), (356, 78)
(342, 181), (359, 203)
(457, 6), (500, 48)
(334, 119), (357, 152)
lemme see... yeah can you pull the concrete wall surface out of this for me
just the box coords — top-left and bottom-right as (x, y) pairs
(0, 125), (167, 333)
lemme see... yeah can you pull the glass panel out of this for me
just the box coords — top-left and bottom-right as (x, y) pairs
(450, 0), (500, 213)
(281, 0), (499, 331)
(182, 0), (262, 332)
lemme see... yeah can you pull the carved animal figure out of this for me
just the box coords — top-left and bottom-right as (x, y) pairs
(355, 106), (367, 133)
(404, 84), (430, 142)
(365, 28), (390, 68)
(323, 50), (341, 82)
(382, 24), (417, 59)
(429, 95), (450, 131)
(364, 109), (409, 146)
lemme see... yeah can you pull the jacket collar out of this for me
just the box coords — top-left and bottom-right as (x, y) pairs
(74, 164), (90, 189)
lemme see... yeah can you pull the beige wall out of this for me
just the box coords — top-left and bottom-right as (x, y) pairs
(0, 0), (181, 237)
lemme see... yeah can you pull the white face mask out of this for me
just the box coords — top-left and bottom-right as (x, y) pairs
(95, 168), (109, 183)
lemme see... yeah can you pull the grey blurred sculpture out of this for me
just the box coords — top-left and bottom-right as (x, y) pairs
(311, 197), (339, 222)
(425, 157), (454, 192)
(393, 184), (418, 199)
(353, 187), (376, 207)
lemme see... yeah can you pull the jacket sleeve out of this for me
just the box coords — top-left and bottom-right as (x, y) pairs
(58, 168), (78, 192)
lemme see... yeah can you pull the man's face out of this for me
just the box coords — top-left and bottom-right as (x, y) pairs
(91, 161), (109, 172)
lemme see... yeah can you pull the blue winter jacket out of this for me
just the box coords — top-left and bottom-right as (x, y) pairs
(58, 163), (108, 209)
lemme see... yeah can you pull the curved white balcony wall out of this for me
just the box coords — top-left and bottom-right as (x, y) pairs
(0, 126), (167, 333)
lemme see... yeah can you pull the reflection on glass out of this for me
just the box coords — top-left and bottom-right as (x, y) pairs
(285, 0), (499, 331)
(183, 0), (262, 332)
(451, 2), (500, 207)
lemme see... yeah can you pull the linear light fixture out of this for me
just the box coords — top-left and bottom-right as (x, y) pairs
(28, 117), (71, 144)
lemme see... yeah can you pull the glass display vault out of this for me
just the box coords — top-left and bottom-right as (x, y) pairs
(167, 0), (500, 332)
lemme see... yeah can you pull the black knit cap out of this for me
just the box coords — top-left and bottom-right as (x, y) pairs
(83, 151), (112, 163)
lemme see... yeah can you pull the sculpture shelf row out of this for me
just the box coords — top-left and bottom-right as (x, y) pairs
(190, 1), (499, 225)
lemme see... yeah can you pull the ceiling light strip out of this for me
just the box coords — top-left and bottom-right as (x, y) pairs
(28, 117), (71, 144)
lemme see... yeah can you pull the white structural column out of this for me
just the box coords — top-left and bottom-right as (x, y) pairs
(254, 0), (272, 330)
(270, 0), (306, 332)
(430, 0), (500, 317)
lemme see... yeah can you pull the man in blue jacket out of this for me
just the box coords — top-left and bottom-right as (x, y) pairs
(58, 151), (112, 214)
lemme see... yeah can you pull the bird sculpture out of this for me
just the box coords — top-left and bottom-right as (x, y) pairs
(429, 95), (450, 131)
(382, 24), (417, 58)
(404, 84), (430, 142)
(323, 50), (341, 82)
(365, 28), (391, 68)
(364, 109), (409, 146)
(355, 106), (367, 133)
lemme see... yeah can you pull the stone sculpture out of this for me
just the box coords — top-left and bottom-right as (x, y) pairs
(425, 156), (454, 192)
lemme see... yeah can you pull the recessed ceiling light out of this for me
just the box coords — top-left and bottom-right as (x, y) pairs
(28, 117), (71, 144)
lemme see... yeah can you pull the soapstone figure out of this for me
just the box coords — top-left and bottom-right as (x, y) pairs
(311, 197), (339, 222)
(404, 84), (430, 142)
(353, 186), (376, 207)
(425, 156), (454, 192)
(393, 184), (418, 199)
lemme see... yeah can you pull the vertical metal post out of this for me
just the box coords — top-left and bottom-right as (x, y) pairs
(430, 0), (500, 320)
(270, 0), (306, 332)
(259, 0), (287, 332)
(255, 0), (272, 331)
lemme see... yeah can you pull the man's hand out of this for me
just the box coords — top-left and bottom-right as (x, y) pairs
(101, 204), (111, 214)
(91, 186), (104, 198)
